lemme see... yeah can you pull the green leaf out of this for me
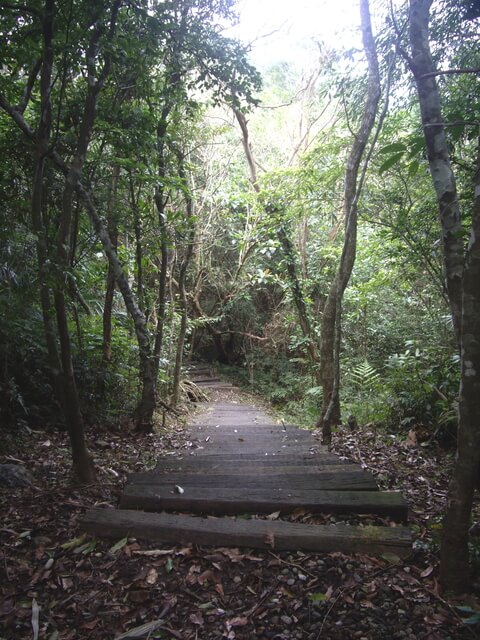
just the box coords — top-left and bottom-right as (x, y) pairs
(408, 160), (419, 177)
(165, 557), (174, 573)
(381, 552), (401, 564)
(109, 537), (128, 554)
(464, 614), (480, 625)
(379, 153), (405, 175)
(379, 142), (407, 154)
(408, 135), (426, 158)
(309, 592), (328, 603)
(61, 533), (89, 550)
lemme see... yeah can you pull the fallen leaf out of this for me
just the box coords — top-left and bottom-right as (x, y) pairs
(145, 568), (158, 585)
(189, 613), (204, 626)
(61, 533), (88, 551)
(266, 511), (281, 520)
(264, 532), (275, 549)
(420, 565), (434, 578)
(114, 619), (165, 639)
(133, 549), (174, 557)
(381, 552), (401, 565)
(31, 598), (39, 640)
(226, 616), (249, 629)
(109, 537), (128, 554)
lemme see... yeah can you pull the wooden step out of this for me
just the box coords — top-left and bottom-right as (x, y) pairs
(119, 486), (408, 520)
(204, 404), (261, 411)
(187, 445), (323, 456)
(195, 383), (234, 388)
(82, 509), (412, 557)
(191, 423), (305, 431)
(153, 453), (348, 471)
(127, 468), (377, 490)
(188, 435), (315, 446)
(141, 463), (354, 478)
(178, 449), (328, 459)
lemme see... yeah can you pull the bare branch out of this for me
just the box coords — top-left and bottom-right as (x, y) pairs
(420, 67), (480, 78)
(17, 58), (42, 114)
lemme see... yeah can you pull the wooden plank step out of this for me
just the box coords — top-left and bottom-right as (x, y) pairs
(191, 423), (304, 430)
(153, 453), (347, 470)
(127, 468), (377, 490)
(145, 463), (353, 477)
(190, 426), (311, 436)
(189, 445), (323, 455)
(195, 383), (234, 388)
(205, 404), (261, 411)
(182, 449), (326, 458)
(119, 486), (408, 520)
(83, 509), (412, 557)
(188, 436), (315, 446)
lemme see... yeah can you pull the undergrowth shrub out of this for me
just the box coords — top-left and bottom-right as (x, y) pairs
(342, 341), (459, 435)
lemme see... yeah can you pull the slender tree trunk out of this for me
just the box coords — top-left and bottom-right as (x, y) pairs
(102, 165), (120, 364)
(277, 225), (320, 381)
(0, 99), (157, 430)
(171, 151), (196, 407)
(408, 0), (480, 592)
(153, 188), (169, 379)
(317, 0), (381, 444)
(30, 0), (65, 417)
(130, 173), (145, 314)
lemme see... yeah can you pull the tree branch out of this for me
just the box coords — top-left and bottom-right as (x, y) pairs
(420, 67), (480, 78)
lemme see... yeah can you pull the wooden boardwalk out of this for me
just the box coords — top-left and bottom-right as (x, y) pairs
(83, 368), (411, 556)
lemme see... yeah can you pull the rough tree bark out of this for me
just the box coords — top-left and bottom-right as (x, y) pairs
(0, 93), (158, 430)
(102, 164), (120, 365)
(317, 0), (381, 444)
(277, 225), (321, 382)
(171, 150), (196, 407)
(30, 0), (66, 418)
(408, 0), (480, 592)
(153, 107), (171, 380)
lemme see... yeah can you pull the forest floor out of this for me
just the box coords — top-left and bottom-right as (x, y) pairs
(1, 384), (480, 640)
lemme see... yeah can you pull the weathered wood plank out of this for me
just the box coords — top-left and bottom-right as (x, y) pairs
(188, 436), (315, 447)
(189, 423), (310, 444)
(82, 509), (412, 557)
(127, 468), (377, 490)
(201, 404), (261, 411)
(119, 486), (408, 520)
(143, 463), (354, 477)
(188, 445), (324, 456)
(153, 453), (347, 470)
(177, 449), (327, 458)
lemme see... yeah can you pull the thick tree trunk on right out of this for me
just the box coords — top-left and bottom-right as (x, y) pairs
(408, 0), (480, 592)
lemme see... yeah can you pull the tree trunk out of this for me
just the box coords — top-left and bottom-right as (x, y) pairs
(277, 225), (320, 381)
(130, 173), (145, 314)
(317, 0), (381, 444)
(171, 151), (196, 407)
(102, 165), (120, 364)
(30, 0), (65, 418)
(153, 188), (169, 380)
(408, 0), (480, 592)
(0, 98), (157, 430)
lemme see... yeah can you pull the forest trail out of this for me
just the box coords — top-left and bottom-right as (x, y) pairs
(83, 367), (411, 556)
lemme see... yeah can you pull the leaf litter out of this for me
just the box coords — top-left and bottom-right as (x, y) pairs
(1, 387), (480, 639)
